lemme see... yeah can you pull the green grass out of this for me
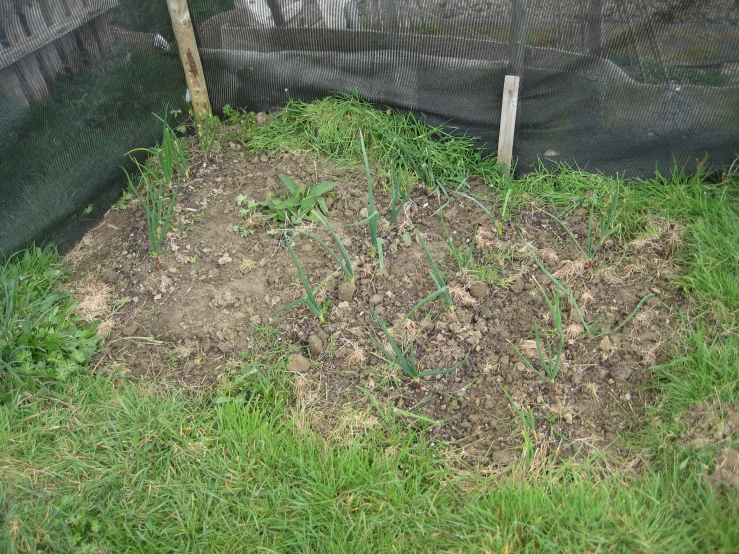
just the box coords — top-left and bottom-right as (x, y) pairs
(2, 364), (737, 552)
(0, 248), (100, 396)
(2, 98), (739, 552)
(244, 93), (502, 192)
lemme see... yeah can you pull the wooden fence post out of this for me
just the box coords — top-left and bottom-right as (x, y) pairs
(498, 0), (527, 175)
(166, 0), (212, 120)
(497, 75), (520, 175)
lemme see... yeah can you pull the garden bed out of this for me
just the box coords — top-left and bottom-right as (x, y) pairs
(66, 113), (686, 467)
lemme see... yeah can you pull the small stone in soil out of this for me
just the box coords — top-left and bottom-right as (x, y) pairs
(469, 282), (489, 299)
(337, 281), (357, 301)
(491, 450), (516, 465)
(510, 278), (524, 295)
(287, 353), (311, 372)
(307, 334), (324, 358)
(102, 270), (118, 284)
(369, 293), (383, 306)
(611, 363), (633, 381)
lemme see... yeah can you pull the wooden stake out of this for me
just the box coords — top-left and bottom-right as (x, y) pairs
(497, 75), (520, 175)
(166, 0), (212, 120)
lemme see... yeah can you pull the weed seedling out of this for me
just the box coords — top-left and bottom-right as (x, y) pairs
(275, 241), (326, 322)
(222, 104), (242, 124)
(387, 165), (411, 226)
(509, 278), (565, 390)
(259, 174), (336, 226)
(541, 178), (622, 266)
(500, 384), (538, 472)
(416, 230), (453, 310)
(369, 307), (464, 383)
(441, 211), (477, 274)
(233, 196), (264, 238)
(455, 190), (503, 237)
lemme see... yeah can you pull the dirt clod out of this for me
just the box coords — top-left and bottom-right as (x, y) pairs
(338, 281), (357, 301)
(287, 353), (311, 373)
(510, 278), (524, 295)
(468, 282), (488, 299)
(713, 449), (739, 489)
(102, 270), (119, 284)
(307, 334), (324, 358)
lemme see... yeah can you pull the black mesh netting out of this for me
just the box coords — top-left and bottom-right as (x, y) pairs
(1, 0), (738, 254)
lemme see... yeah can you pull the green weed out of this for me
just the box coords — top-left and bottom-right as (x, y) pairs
(246, 93), (500, 188)
(455, 189), (503, 236)
(387, 166), (411, 226)
(416, 230), (453, 310)
(222, 104), (242, 124)
(541, 177), (622, 264)
(500, 384), (538, 471)
(369, 307), (464, 381)
(275, 241), (327, 322)
(0, 247), (100, 397)
(258, 174), (336, 226)
(232, 195), (264, 238)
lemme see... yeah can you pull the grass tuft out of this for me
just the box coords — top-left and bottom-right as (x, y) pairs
(0, 247), (100, 398)
(246, 93), (502, 189)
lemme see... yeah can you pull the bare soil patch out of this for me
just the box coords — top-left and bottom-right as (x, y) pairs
(67, 137), (686, 466)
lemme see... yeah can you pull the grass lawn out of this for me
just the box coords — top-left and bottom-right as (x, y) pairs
(1, 97), (738, 553)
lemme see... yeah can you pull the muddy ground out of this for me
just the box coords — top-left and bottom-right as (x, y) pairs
(66, 131), (686, 467)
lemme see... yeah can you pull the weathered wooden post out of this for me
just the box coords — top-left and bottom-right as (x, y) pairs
(166, 0), (212, 119)
(498, 0), (528, 175)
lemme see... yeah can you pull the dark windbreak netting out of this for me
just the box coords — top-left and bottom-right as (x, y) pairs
(193, 0), (738, 175)
(0, 0), (187, 254)
(1, 0), (738, 255)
